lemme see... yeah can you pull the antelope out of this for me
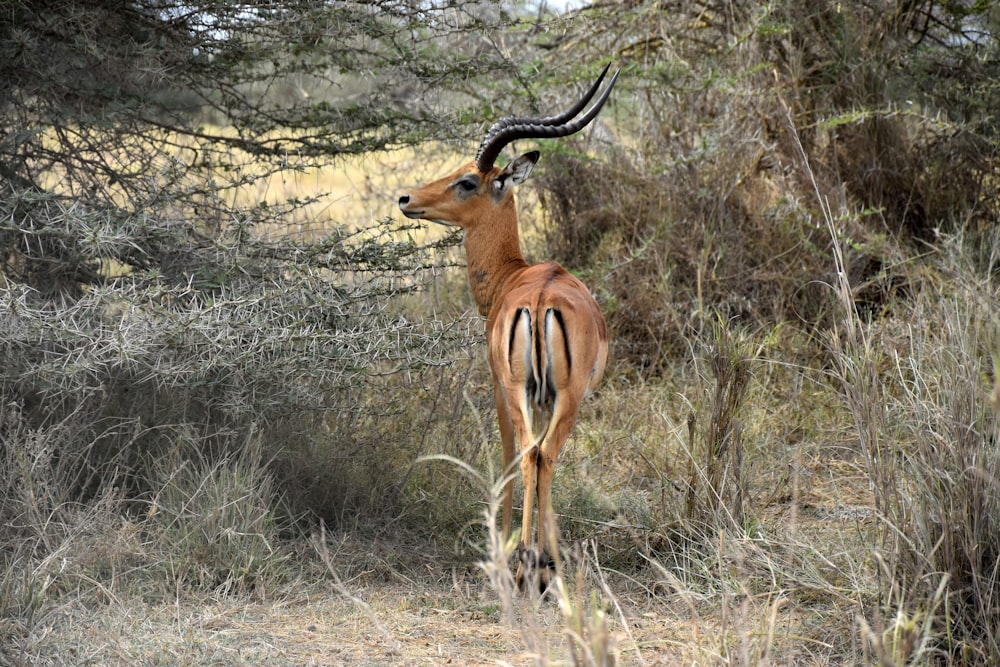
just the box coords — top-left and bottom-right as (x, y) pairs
(399, 65), (618, 591)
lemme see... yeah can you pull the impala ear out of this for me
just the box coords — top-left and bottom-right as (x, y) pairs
(492, 151), (540, 197)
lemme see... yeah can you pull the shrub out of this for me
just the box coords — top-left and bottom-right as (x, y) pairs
(531, 1), (999, 372)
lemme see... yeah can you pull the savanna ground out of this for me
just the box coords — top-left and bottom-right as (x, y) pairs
(0, 345), (890, 667)
(6, 145), (996, 665)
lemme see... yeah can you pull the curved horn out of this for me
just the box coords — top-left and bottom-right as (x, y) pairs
(478, 63), (611, 150)
(475, 64), (620, 173)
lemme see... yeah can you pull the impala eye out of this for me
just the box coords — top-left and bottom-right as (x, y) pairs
(453, 177), (479, 194)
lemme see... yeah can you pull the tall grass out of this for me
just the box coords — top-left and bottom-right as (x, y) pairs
(684, 320), (754, 528)
(454, 451), (624, 667)
(145, 434), (292, 594)
(871, 242), (1000, 663)
(793, 99), (1000, 660)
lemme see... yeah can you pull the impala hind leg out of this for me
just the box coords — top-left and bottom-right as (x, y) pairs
(517, 536), (555, 593)
(509, 445), (560, 594)
(515, 440), (539, 591)
(495, 377), (543, 592)
(532, 397), (582, 593)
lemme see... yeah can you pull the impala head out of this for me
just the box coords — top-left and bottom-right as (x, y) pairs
(398, 64), (620, 230)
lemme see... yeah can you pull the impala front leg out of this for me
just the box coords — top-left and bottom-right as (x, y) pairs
(492, 379), (516, 544)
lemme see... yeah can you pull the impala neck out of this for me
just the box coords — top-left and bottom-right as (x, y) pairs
(463, 200), (529, 316)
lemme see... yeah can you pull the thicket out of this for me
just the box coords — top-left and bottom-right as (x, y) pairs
(0, 3), (510, 645)
(527, 0), (1000, 661)
(0, 0), (514, 510)
(535, 0), (999, 370)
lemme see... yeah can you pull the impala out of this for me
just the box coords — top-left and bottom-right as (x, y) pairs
(399, 65), (618, 591)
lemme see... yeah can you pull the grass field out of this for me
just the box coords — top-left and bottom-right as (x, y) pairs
(6, 213), (996, 666)
(4, 129), (999, 666)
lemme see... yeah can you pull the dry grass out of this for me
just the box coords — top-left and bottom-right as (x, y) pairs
(1, 287), (895, 667)
(5, 215), (997, 667)
(228, 141), (469, 238)
(7, 127), (998, 664)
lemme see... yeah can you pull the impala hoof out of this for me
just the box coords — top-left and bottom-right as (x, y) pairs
(516, 544), (556, 595)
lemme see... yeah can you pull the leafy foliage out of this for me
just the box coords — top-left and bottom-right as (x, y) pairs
(0, 0), (508, 472)
(532, 0), (999, 371)
(0, 0), (517, 293)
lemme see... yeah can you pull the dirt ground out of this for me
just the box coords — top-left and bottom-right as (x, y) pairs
(26, 576), (699, 666)
(13, 458), (874, 666)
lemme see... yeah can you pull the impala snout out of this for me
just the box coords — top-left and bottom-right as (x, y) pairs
(398, 190), (461, 227)
(398, 194), (422, 219)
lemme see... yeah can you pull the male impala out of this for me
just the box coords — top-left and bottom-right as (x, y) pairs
(399, 65), (618, 591)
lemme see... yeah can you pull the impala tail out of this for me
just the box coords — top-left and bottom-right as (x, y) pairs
(505, 305), (574, 445)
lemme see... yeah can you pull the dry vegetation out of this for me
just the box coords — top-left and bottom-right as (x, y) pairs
(3, 1), (1000, 665)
